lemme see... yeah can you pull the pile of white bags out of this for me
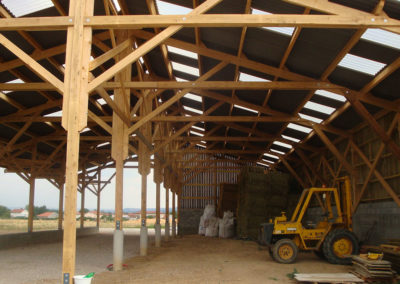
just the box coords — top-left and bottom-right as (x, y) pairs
(205, 216), (219, 237)
(198, 204), (216, 235)
(218, 211), (235, 238)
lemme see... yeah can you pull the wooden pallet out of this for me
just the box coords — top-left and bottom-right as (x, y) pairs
(294, 273), (363, 283)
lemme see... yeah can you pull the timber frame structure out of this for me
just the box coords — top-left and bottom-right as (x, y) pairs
(0, 0), (400, 280)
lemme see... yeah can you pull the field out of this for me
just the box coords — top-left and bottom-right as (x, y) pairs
(0, 218), (169, 234)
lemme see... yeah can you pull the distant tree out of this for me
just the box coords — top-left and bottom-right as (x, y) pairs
(0, 205), (10, 218)
(25, 205), (48, 217)
(84, 208), (89, 213)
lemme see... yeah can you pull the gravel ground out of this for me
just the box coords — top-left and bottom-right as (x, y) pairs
(0, 228), (154, 284)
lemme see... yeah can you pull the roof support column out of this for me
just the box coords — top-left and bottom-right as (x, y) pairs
(172, 190), (176, 237)
(138, 94), (152, 256)
(96, 169), (101, 229)
(111, 29), (131, 271)
(61, 0), (94, 281)
(153, 142), (163, 247)
(80, 169), (86, 228)
(27, 175), (35, 233)
(58, 182), (64, 230)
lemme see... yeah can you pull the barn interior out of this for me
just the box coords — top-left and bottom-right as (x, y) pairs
(0, 0), (400, 282)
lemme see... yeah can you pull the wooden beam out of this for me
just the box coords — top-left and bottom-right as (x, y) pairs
(131, 29), (399, 111)
(0, 34), (64, 94)
(350, 141), (400, 207)
(94, 80), (343, 90)
(313, 124), (353, 174)
(128, 61), (227, 134)
(87, 0), (223, 92)
(352, 113), (399, 212)
(349, 97), (400, 161)
(1, 14), (398, 31)
(280, 157), (307, 188)
(282, 0), (400, 35)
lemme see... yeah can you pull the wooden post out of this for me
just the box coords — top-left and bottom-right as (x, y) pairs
(153, 141), (163, 247)
(61, 0), (94, 280)
(96, 170), (101, 229)
(165, 185), (170, 241)
(58, 183), (64, 230)
(80, 174), (85, 228)
(110, 30), (131, 270)
(27, 176), (35, 233)
(138, 93), (152, 256)
(172, 191), (176, 237)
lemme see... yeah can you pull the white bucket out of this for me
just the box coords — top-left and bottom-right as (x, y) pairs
(73, 275), (93, 284)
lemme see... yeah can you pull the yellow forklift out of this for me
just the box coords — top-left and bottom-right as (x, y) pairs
(260, 177), (359, 264)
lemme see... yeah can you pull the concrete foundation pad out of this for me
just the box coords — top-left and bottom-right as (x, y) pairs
(155, 224), (161, 247)
(113, 229), (124, 271)
(164, 222), (170, 241)
(140, 226), (148, 256)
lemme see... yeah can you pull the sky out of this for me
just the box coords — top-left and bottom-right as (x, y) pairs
(0, 167), (173, 211)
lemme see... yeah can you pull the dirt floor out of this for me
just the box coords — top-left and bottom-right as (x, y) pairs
(0, 230), (350, 284)
(93, 235), (349, 284)
(0, 228), (152, 284)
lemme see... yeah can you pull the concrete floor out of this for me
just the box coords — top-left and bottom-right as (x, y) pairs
(0, 228), (153, 284)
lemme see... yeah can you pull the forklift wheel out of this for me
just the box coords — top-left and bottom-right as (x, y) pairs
(322, 229), (359, 265)
(272, 239), (298, 264)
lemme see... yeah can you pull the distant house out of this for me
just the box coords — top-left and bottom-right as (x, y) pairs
(129, 211), (165, 219)
(85, 211), (101, 219)
(37, 212), (58, 219)
(10, 209), (28, 218)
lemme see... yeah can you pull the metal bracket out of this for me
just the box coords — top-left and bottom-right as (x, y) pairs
(63, 273), (70, 284)
(116, 220), (120, 230)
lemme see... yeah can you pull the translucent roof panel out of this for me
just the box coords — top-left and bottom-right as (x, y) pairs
(184, 93), (202, 102)
(361, 29), (400, 50)
(2, 0), (54, 17)
(2, 78), (24, 94)
(44, 110), (62, 117)
(299, 113), (323, 124)
(234, 104), (258, 114)
(264, 153), (279, 159)
(239, 72), (271, 82)
(190, 130), (204, 136)
(171, 62), (199, 77)
(191, 125), (204, 132)
(281, 134), (300, 143)
(167, 46), (198, 59)
(273, 141), (292, 149)
(156, 0), (192, 15)
(184, 105), (203, 114)
(257, 162), (270, 167)
(112, 0), (121, 12)
(304, 101), (335, 115)
(271, 149), (286, 155)
(251, 8), (294, 36)
(338, 54), (386, 76)
(287, 123), (312, 134)
(314, 90), (346, 102)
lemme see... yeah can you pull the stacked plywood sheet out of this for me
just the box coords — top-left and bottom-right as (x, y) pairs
(294, 273), (363, 283)
(351, 255), (395, 282)
(217, 183), (238, 218)
(363, 241), (400, 274)
(236, 167), (289, 240)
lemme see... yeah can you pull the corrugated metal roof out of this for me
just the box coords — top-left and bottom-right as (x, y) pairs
(1, 0), (53, 17)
